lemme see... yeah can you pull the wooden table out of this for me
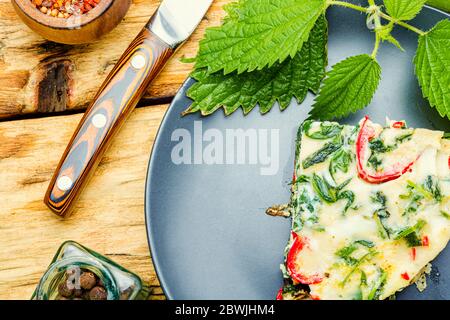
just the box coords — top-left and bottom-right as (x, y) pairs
(0, 0), (228, 300)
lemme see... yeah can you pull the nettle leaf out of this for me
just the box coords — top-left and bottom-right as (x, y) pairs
(310, 54), (381, 120)
(414, 20), (450, 119)
(184, 16), (328, 116)
(384, 0), (427, 21)
(194, 0), (326, 75)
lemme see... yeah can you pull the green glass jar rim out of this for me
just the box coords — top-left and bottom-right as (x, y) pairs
(35, 256), (120, 300)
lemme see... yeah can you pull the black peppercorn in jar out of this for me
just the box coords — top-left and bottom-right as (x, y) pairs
(32, 241), (149, 300)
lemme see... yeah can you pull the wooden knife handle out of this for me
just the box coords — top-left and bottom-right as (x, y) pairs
(44, 27), (173, 217)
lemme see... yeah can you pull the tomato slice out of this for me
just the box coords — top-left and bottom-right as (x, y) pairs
(401, 272), (410, 281)
(287, 232), (323, 285)
(276, 288), (283, 300)
(356, 116), (418, 184)
(392, 121), (405, 129)
(422, 236), (429, 247)
(411, 247), (416, 261)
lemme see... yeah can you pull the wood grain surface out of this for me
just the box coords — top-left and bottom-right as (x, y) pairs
(0, 0), (227, 119)
(0, 105), (168, 300)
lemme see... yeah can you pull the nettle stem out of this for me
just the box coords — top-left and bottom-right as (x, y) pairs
(378, 12), (426, 36)
(327, 0), (368, 13)
(328, 0), (426, 36)
(371, 33), (381, 58)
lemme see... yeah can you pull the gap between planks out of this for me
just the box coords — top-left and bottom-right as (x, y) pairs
(0, 105), (169, 299)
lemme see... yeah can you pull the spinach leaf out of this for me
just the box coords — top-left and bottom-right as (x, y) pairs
(354, 240), (375, 248)
(374, 213), (390, 239)
(302, 141), (343, 169)
(329, 148), (353, 177)
(341, 250), (378, 286)
(393, 219), (426, 244)
(360, 271), (368, 286)
(423, 175), (442, 202)
(404, 232), (423, 247)
(303, 120), (343, 140)
(367, 268), (387, 300)
(367, 154), (383, 171)
(336, 240), (375, 267)
(371, 191), (391, 239)
(371, 191), (387, 207)
(395, 132), (414, 143)
(338, 190), (355, 213)
(367, 131), (414, 171)
(311, 174), (354, 213)
(311, 174), (337, 203)
(369, 138), (394, 154)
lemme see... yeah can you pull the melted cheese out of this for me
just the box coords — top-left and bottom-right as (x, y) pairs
(283, 119), (450, 300)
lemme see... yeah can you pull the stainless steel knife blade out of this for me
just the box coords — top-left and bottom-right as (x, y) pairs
(148, 0), (213, 49)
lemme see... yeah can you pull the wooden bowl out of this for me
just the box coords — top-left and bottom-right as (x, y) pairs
(11, 0), (132, 45)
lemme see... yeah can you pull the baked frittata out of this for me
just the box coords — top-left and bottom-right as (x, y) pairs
(276, 117), (450, 300)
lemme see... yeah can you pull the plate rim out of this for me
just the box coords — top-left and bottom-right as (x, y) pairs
(144, 5), (450, 300)
(145, 78), (195, 300)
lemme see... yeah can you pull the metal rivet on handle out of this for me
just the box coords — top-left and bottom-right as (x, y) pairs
(131, 54), (146, 70)
(57, 176), (73, 191)
(92, 113), (107, 129)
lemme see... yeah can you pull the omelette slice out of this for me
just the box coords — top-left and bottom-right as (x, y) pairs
(276, 117), (450, 300)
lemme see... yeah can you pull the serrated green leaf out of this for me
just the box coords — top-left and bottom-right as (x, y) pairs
(427, 0), (450, 13)
(384, 0), (427, 21)
(184, 16), (328, 116)
(310, 54), (381, 120)
(414, 20), (450, 119)
(194, 0), (326, 75)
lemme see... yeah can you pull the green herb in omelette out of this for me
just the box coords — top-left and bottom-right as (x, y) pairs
(303, 141), (342, 169)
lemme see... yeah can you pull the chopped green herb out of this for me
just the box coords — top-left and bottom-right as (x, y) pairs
(303, 120), (343, 140)
(360, 271), (367, 286)
(406, 180), (434, 201)
(341, 251), (378, 286)
(395, 132), (414, 143)
(312, 174), (337, 203)
(441, 210), (450, 219)
(303, 142), (342, 169)
(367, 268), (387, 300)
(336, 240), (376, 267)
(366, 130), (414, 171)
(374, 212), (390, 239)
(368, 154), (383, 171)
(423, 175), (442, 202)
(338, 190), (355, 213)
(369, 138), (394, 154)
(354, 240), (375, 248)
(311, 174), (354, 213)
(393, 219), (427, 245)
(371, 191), (387, 207)
(404, 232), (423, 247)
(371, 191), (391, 239)
(329, 148), (353, 178)
(295, 175), (310, 184)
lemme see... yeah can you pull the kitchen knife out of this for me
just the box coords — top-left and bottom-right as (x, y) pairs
(44, 0), (213, 217)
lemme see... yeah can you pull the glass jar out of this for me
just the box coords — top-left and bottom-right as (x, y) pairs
(32, 241), (149, 300)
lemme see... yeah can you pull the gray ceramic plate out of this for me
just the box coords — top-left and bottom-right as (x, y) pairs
(145, 3), (450, 300)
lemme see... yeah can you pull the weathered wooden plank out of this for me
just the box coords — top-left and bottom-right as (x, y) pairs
(0, 0), (228, 119)
(0, 105), (168, 299)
